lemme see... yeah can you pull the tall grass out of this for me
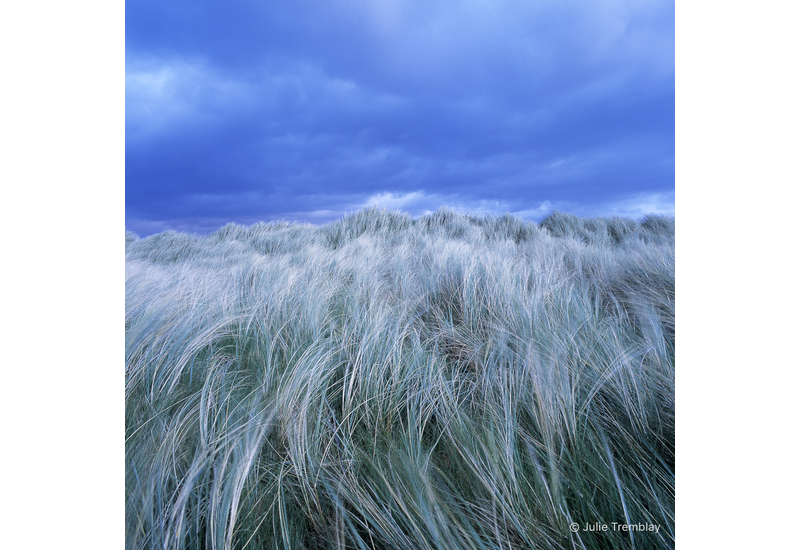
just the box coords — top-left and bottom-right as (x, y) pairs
(126, 209), (675, 550)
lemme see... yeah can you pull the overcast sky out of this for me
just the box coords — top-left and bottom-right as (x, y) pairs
(126, 0), (674, 236)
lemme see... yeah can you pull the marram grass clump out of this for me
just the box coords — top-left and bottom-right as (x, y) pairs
(126, 208), (674, 550)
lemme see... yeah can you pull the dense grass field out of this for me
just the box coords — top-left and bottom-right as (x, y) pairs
(126, 208), (674, 550)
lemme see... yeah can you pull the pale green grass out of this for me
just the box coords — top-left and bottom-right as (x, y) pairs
(126, 208), (674, 550)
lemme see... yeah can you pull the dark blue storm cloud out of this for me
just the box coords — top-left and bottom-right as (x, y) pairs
(126, 0), (674, 235)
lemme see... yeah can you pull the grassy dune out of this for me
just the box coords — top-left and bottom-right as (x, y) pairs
(125, 208), (675, 550)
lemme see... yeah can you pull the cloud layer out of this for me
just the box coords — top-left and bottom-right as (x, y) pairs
(126, 0), (674, 235)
